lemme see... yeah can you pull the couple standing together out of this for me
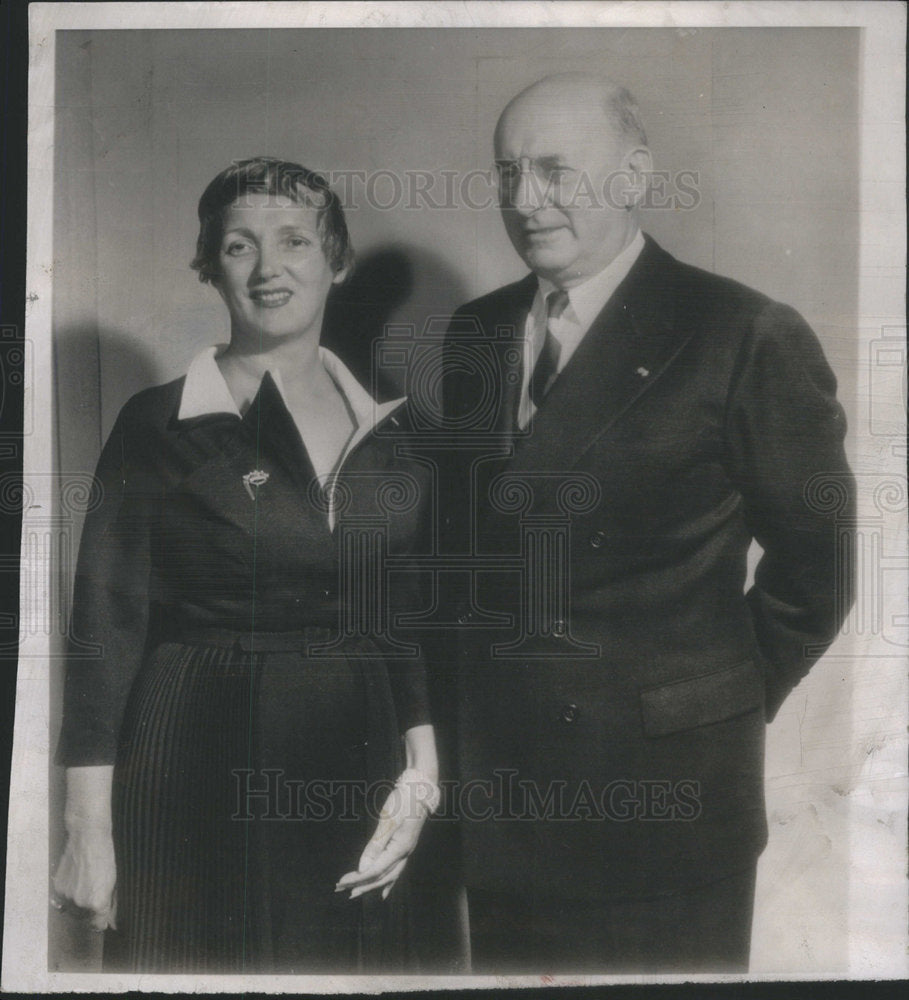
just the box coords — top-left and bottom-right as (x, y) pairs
(53, 73), (854, 974)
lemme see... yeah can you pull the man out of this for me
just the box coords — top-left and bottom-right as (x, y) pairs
(440, 73), (854, 972)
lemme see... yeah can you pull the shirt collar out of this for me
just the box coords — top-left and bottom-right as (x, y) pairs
(177, 344), (405, 436)
(537, 228), (645, 331)
(320, 346), (406, 451)
(178, 345), (241, 420)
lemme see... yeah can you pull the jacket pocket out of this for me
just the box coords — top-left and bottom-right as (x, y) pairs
(640, 659), (764, 737)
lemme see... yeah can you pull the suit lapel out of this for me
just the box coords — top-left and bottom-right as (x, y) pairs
(450, 274), (534, 444)
(495, 276), (536, 440)
(506, 237), (691, 478)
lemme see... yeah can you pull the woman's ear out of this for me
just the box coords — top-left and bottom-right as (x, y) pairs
(331, 265), (351, 286)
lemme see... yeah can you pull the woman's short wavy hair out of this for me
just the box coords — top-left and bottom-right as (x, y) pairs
(190, 157), (353, 283)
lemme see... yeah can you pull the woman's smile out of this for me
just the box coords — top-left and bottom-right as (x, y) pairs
(250, 287), (293, 308)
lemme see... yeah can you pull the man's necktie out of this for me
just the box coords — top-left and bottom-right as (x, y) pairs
(529, 288), (569, 409)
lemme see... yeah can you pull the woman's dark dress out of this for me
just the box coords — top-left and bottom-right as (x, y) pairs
(57, 363), (431, 973)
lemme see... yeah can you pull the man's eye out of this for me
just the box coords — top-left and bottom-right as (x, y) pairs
(496, 162), (521, 182)
(285, 236), (312, 249)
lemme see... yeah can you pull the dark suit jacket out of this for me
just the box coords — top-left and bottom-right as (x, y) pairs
(441, 234), (854, 901)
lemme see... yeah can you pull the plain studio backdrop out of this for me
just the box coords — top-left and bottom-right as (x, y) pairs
(47, 25), (883, 974)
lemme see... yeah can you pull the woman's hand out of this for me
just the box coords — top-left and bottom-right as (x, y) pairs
(53, 765), (117, 931)
(53, 827), (117, 931)
(336, 724), (438, 902)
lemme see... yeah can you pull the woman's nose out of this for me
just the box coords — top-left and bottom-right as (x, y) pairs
(253, 244), (282, 280)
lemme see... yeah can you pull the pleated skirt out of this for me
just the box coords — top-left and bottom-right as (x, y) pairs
(104, 635), (410, 974)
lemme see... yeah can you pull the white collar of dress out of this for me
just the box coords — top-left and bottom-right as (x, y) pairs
(176, 344), (407, 442)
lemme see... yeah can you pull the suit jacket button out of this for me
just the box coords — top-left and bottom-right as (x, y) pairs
(553, 619), (566, 637)
(458, 611), (473, 624)
(560, 703), (580, 724)
(589, 530), (606, 549)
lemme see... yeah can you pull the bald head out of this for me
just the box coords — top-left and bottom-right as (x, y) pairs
(493, 73), (651, 287)
(495, 73), (647, 160)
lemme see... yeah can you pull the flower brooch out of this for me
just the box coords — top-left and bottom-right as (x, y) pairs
(242, 469), (269, 500)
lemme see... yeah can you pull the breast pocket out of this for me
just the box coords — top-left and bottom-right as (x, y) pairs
(639, 659), (765, 738)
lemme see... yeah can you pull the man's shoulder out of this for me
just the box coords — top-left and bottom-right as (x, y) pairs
(451, 274), (537, 322)
(645, 237), (818, 359)
(643, 236), (775, 315)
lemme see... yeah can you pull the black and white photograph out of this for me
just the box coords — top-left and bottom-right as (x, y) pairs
(2, 0), (906, 992)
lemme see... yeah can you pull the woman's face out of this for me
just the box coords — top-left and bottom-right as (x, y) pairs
(214, 192), (346, 344)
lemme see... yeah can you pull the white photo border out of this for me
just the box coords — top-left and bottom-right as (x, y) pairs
(5, 1), (906, 993)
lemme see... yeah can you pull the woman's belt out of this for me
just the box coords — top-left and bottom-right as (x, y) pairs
(171, 627), (336, 653)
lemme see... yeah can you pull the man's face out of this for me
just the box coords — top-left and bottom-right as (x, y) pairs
(495, 96), (640, 287)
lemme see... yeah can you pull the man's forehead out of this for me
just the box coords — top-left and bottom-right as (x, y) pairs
(495, 107), (613, 156)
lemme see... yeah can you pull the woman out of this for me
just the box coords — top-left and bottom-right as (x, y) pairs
(53, 157), (439, 973)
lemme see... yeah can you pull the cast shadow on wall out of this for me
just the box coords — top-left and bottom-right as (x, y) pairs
(321, 243), (469, 402)
(54, 325), (160, 437)
(49, 325), (159, 972)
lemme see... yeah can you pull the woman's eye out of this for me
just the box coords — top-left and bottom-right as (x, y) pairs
(224, 241), (253, 256)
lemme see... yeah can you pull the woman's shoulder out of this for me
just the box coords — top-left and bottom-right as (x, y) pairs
(113, 376), (186, 434)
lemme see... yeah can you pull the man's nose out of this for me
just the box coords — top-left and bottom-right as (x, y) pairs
(510, 169), (548, 217)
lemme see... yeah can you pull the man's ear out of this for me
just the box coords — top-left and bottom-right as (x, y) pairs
(624, 147), (653, 209)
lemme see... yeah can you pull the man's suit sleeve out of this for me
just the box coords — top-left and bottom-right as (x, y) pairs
(725, 301), (855, 721)
(439, 305), (470, 544)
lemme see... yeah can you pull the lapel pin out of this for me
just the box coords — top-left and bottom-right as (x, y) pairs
(636, 366), (650, 378)
(242, 469), (269, 500)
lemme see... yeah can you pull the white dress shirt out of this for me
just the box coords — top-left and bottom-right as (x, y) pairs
(517, 229), (645, 430)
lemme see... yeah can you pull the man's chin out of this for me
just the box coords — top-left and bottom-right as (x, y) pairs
(518, 247), (574, 281)
(524, 254), (570, 283)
